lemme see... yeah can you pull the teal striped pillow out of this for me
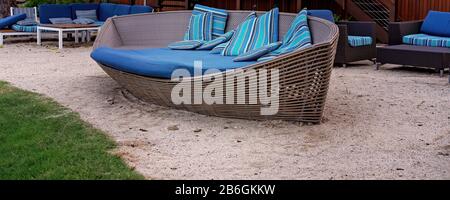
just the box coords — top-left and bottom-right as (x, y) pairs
(221, 12), (257, 56)
(168, 40), (205, 50)
(210, 42), (229, 54)
(193, 4), (228, 39)
(259, 9), (312, 61)
(234, 42), (282, 62)
(248, 8), (279, 51)
(184, 12), (213, 41)
(197, 30), (234, 50)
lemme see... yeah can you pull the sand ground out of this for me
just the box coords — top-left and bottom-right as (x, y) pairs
(0, 39), (449, 179)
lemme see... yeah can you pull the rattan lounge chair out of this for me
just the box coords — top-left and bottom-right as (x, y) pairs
(92, 11), (338, 123)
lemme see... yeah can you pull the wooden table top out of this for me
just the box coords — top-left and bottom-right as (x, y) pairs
(38, 24), (100, 29)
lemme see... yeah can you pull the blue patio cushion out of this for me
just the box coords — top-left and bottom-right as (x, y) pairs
(168, 40), (205, 50)
(183, 12), (213, 41)
(210, 42), (228, 54)
(420, 11), (450, 37)
(247, 8), (279, 51)
(403, 33), (450, 48)
(71, 3), (99, 20)
(130, 5), (152, 14)
(0, 14), (26, 29)
(197, 30), (234, 50)
(90, 47), (256, 79)
(49, 18), (73, 24)
(193, 4), (228, 39)
(222, 12), (257, 56)
(39, 4), (72, 24)
(234, 42), (282, 62)
(307, 10), (335, 23)
(75, 10), (98, 21)
(11, 24), (37, 32)
(113, 4), (131, 16)
(73, 18), (95, 25)
(348, 35), (373, 47)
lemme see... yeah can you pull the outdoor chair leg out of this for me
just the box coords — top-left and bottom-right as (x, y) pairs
(37, 28), (41, 45)
(58, 30), (63, 49)
(0, 33), (4, 46)
(375, 63), (380, 70)
(342, 63), (347, 68)
(439, 69), (444, 77)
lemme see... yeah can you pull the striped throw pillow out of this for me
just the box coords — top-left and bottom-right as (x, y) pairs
(234, 42), (282, 62)
(221, 12), (257, 56)
(259, 9), (311, 61)
(210, 42), (229, 54)
(184, 12), (213, 41)
(193, 4), (228, 39)
(76, 10), (98, 21)
(73, 18), (95, 25)
(248, 8), (279, 51)
(49, 18), (73, 24)
(168, 40), (205, 50)
(403, 33), (450, 48)
(197, 30), (234, 50)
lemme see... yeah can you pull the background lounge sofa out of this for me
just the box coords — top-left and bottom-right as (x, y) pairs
(307, 10), (376, 67)
(377, 10), (450, 83)
(39, 3), (153, 25)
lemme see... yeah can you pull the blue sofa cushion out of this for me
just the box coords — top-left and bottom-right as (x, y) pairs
(307, 10), (335, 23)
(403, 33), (450, 48)
(193, 4), (228, 39)
(49, 18), (73, 24)
(91, 47), (256, 79)
(222, 12), (257, 56)
(113, 4), (131, 16)
(198, 30), (234, 50)
(75, 10), (98, 21)
(420, 11), (450, 37)
(348, 35), (373, 47)
(184, 12), (213, 41)
(39, 4), (72, 24)
(210, 42), (228, 54)
(0, 14), (26, 29)
(73, 18), (95, 25)
(98, 3), (116, 21)
(71, 3), (99, 20)
(130, 5), (152, 14)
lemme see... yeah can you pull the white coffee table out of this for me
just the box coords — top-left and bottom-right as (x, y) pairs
(37, 24), (101, 49)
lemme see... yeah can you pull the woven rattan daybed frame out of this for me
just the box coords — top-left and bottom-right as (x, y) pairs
(93, 10), (339, 123)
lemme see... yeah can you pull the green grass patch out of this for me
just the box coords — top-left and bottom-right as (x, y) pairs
(0, 81), (143, 180)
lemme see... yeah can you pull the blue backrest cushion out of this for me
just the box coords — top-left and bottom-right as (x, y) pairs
(39, 4), (72, 24)
(113, 4), (131, 16)
(307, 10), (335, 23)
(130, 5), (152, 14)
(420, 11), (450, 37)
(98, 3), (116, 21)
(71, 3), (99, 20)
(0, 14), (26, 29)
(193, 4), (228, 39)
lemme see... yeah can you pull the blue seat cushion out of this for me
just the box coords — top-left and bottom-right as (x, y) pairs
(91, 47), (256, 79)
(403, 33), (450, 48)
(130, 5), (152, 14)
(39, 4), (72, 24)
(420, 11), (450, 37)
(11, 24), (37, 32)
(348, 35), (373, 47)
(71, 3), (99, 20)
(0, 14), (26, 29)
(307, 10), (335, 23)
(98, 3), (131, 21)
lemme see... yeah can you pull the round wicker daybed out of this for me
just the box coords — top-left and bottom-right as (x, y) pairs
(92, 10), (338, 123)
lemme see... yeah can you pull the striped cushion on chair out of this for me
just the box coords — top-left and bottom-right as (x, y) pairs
(403, 33), (450, 48)
(221, 12), (257, 56)
(197, 30), (234, 50)
(234, 42), (282, 62)
(210, 42), (229, 54)
(348, 35), (373, 47)
(184, 12), (213, 41)
(11, 24), (37, 32)
(75, 10), (98, 21)
(168, 40), (205, 50)
(248, 8), (279, 51)
(258, 9), (312, 61)
(193, 4), (228, 39)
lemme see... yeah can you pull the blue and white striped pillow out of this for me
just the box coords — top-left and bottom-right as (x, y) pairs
(193, 4), (228, 39)
(197, 30), (234, 50)
(259, 9), (312, 61)
(73, 18), (95, 25)
(248, 8), (279, 51)
(49, 18), (73, 24)
(210, 42), (229, 54)
(234, 42), (282, 62)
(221, 12), (257, 56)
(184, 12), (213, 41)
(168, 40), (205, 50)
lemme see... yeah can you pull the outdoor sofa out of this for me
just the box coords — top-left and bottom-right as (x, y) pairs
(377, 10), (450, 83)
(90, 10), (338, 123)
(0, 7), (37, 46)
(38, 3), (153, 25)
(308, 10), (376, 67)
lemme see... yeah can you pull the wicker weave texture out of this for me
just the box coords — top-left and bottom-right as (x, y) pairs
(93, 11), (339, 123)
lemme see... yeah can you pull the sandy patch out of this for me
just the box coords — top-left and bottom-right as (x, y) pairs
(0, 41), (449, 179)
